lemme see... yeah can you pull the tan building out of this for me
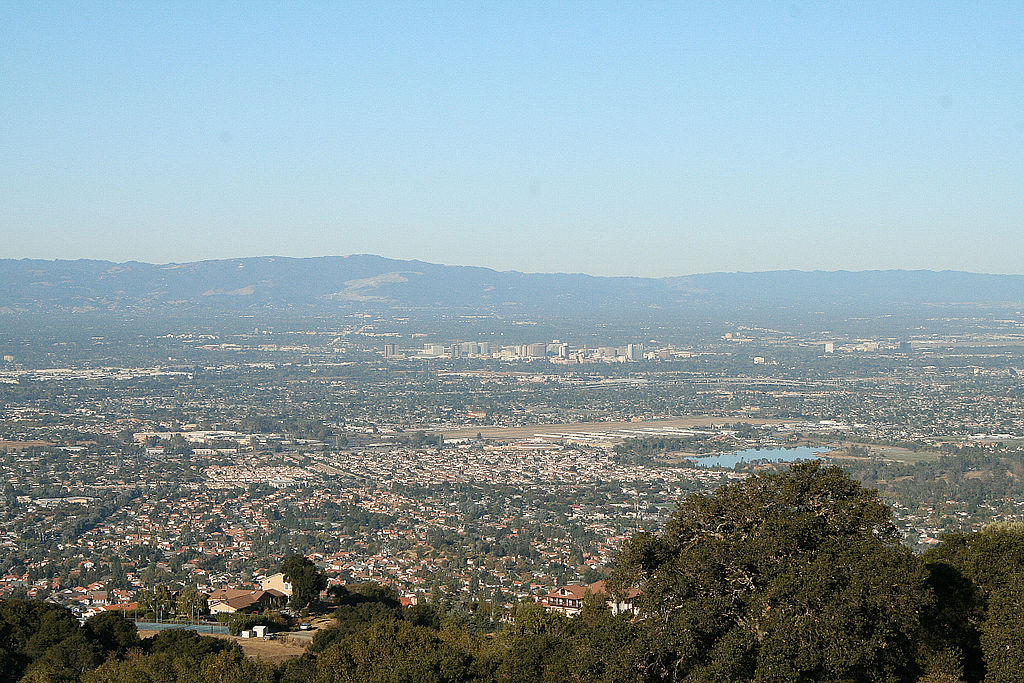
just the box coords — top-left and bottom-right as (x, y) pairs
(258, 572), (293, 597)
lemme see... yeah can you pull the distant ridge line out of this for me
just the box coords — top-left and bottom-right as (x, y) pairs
(1, 255), (1022, 315)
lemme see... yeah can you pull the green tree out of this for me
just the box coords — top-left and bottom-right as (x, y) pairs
(145, 627), (233, 660)
(0, 599), (82, 679)
(924, 523), (1024, 681)
(137, 585), (174, 620)
(139, 564), (172, 588)
(198, 648), (276, 683)
(21, 632), (100, 683)
(492, 601), (573, 683)
(282, 555), (327, 610)
(563, 593), (645, 682)
(978, 574), (1024, 683)
(176, 588), (210, 620)
(613, 461), (930, 682)
(83, 655), (153, 683)
(84, 611), (140, 656)
(315, 619), (472, 683)
(277, 654), (317, 683)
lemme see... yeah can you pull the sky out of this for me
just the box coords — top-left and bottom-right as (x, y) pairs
(2, 2), (1023, 277)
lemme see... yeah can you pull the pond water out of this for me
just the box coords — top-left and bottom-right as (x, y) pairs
(690, 446), (824, 469)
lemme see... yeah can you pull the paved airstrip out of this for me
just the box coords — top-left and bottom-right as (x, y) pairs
(442, 416), (786, 444)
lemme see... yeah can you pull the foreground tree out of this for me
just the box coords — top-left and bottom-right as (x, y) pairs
(924, 522), (1024, 682)
(0, 599), (85, 681)
(84, 611), (140, 657)
(490, 596), (644, 683)
(613, 461), (931, 682)
(315, 619), (473, 683)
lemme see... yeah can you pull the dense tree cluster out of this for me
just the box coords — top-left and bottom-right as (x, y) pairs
(5, 463), (1024, 681)
(0, 603), (259, 682)
(612, 462), (929, 681)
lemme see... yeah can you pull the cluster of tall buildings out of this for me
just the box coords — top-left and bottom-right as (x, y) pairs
(388, 340), (646, 363)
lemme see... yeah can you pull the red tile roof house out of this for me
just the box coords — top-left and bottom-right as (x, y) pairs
(541, 580), (639, 617)
(207, 588), (287, 615)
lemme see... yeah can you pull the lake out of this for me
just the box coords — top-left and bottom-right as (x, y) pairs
(691, 446), (823, 469)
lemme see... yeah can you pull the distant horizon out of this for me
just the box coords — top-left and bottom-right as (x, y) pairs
(4, 4), (1024, 277)
(3, 253), (1022, 280)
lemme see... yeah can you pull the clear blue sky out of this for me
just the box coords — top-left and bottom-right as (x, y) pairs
(2, 2), (1022, 276)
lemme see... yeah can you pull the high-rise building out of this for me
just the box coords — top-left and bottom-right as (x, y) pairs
(383, 343), (397, 358)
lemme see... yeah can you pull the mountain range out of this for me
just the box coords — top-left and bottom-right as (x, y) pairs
(1, 255), (1022, 317)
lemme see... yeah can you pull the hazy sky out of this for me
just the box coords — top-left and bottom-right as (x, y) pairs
(3, 2), (1023, 276)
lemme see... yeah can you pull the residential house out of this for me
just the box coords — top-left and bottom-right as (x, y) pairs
(207, 588), (287, 615)
(257, 572), (293, 597)
(541, 580), (639, 617)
